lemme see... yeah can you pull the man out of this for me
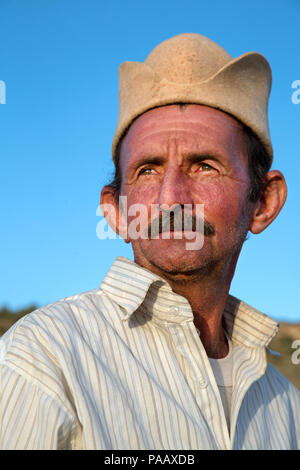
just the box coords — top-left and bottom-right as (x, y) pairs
(0, 33), (299, 450)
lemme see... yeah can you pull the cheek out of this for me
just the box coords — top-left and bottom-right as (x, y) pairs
(194, 180), (249, 224)
(124, 187), (157, 234)
(125, 185), (158, 212)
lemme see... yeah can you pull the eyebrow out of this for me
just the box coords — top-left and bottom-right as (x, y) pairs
(127, 156), (166, 174)
(185, 153), (220, 163)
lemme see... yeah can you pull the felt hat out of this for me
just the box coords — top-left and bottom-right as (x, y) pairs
(111, 33), (273, 164)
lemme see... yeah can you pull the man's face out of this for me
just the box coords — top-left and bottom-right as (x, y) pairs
(118, 104), (255, 280)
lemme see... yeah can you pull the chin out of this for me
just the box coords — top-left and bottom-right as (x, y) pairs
(135, 237), (215, 276)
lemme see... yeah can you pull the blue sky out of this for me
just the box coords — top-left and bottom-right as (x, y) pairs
(0, 0), (299, 322)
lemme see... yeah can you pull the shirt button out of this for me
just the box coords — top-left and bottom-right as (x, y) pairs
(168, 306), (179, 314)
(198, 377), (208, 388)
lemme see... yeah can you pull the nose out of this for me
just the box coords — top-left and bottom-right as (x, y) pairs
(155, 166), (194, 209)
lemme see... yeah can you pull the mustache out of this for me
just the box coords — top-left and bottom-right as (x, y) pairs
(145, 209), (215, 238)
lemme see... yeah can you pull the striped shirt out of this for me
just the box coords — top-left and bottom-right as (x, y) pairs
(0, 256), (299, 450)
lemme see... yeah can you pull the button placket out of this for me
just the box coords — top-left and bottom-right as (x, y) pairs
(168, 321), (231, 450)
(167, 322), (208, 387)
(149, 293), (230, 449)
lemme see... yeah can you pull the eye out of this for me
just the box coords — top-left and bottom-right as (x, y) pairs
(138, 167), (155, 176)
(195, 162), (215, 172)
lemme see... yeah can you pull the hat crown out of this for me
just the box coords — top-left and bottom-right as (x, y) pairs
(112, 33), (273, 164)
(145, 33), (232, 83)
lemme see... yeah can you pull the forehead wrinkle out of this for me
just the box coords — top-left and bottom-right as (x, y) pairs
(129, 122), (223, 144)
(127, 139), (168, 161)
(122, 112), (249, 175)
(128, 129), (216, 159)
(128, 130), (232, 161)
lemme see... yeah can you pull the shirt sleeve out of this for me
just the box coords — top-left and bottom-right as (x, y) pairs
(0, 363), (77, 450)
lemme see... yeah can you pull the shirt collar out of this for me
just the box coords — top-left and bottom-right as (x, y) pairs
(100, 256), (279, 348)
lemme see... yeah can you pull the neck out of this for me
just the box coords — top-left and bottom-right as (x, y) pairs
(135, 252), (240, 359)
(166, 273), (230, 358)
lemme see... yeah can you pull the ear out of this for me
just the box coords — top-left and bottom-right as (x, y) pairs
(249, 170), (287, 234)
(100, 186), (131, 243)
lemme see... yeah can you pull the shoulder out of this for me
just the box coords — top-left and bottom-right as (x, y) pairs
(1, 288), (109, 343)
(0, 287), (124, 404)
(0, 287), (117, 375)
